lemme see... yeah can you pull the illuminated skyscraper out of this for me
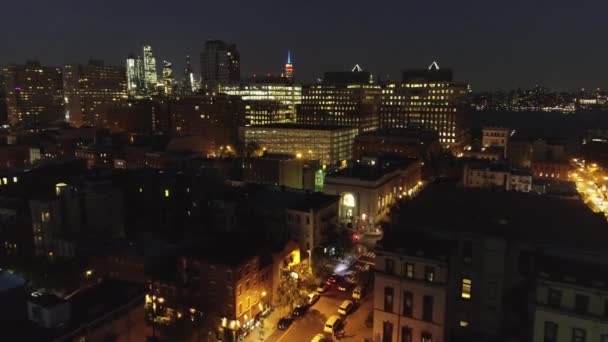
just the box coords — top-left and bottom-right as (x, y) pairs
(142, 45), (158, 94)
(2, 61), (64, 127)
(162, 61), (174, 96)
(63, 60), (127, 127)
(200, 40), (240, 90)
(379, 61), (469, 150)
(126, 54), (145, 98)
(284, 50), (294, 81)
(184, 55), (195, 93)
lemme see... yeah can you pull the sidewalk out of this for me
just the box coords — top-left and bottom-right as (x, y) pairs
(243, 307), (284, 342)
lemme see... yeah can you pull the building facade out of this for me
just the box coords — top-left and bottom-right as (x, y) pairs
(242, 124), (358, 166)
(380, 63), (469, 150)
(201, 40), (240, 90)
(220, 77), (301, 125)
(354, 128), (442, 161)
(324, 157), (422, 224)
(463, 162), (532, 192)
(297, 70), (381, 132)
(2, 61), (64, 127)
(142, 45), (158, 94)
(126, 55), (146, 98)
(63, 60), (128, 127)
(533, 257), (608, 342)
(482, 127), (510, 158)
(374, 236), (449, 342)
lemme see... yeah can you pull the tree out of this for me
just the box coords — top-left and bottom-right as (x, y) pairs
(274, 262), (315, 315)
(244, 141), (264, 158)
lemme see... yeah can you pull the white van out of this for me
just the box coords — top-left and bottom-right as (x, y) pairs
(323, 315), (342, 334)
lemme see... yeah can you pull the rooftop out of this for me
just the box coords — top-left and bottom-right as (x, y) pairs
(378, 230), (454, 262)
(355, 127), (439, 143)
(393, 182), (608, 254)
(245, 123), (356, 131)
(538, 255), (608, 291)
(326, 158), (419, 182)
(287, 192), (340, 211)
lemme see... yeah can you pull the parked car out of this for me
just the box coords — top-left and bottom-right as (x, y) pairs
(308, 292), (320, 305)
(326, 274), (344, 284)
(317, 283), (329, 293)
(311, 333), (329, 342)
(338, 300), (354, 316)
(323, 315), (343, 334)
(352, 286), (362, 300)
(338, 280), (354, 292)
(292, 304), (309, 318)
(278, 316), (294, 330)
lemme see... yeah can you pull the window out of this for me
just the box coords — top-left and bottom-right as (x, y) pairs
(384, 287), (394, 312)
(461, 278), (472, 299)
(401, 327), (412, 342)
(604, 299), (608, 317)
(237, 285), (242, 296)
(601, 334), (608, 342)
(463, 241), (472, 264)
(386, 258), (395, 275)
(424, 266), (435, 282)
(245, 280), (250, 290)
(403, 291), (413, 317)
(548, 289), (561, 307)
(572, 328), (586, 342)
(544, 321), (557, 342)
(574, 294), (589, 314)
(382, 321), (393, 342)
(421, 332), (432, 342)
(422, 295), (433, 322)
(404, 263), (414, 279)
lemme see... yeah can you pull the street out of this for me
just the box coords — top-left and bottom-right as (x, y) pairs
(265, 289), (372, 342)
(571, 159), (608, 218)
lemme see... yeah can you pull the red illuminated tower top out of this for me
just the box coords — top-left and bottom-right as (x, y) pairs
(284, 50), (293, 81)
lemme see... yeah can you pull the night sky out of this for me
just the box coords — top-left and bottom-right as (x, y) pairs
(3, 0), (607, 90)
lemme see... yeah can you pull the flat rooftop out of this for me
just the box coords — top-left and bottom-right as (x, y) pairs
(327, 158), (419, 182)
(244, 123), (356, 131)
(393, 182), (608, 254)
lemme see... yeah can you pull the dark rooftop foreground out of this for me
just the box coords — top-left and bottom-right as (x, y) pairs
(393, 182), (608, 254)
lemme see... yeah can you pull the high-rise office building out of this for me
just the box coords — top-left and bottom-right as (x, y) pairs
(200, 40), (240, 90)
(2, 61), (64, 127)
(284, 50), (294, 81)
(220, 75), (301, 125)
(142, 45), (158, 94)
(184, 55), (195, 93)
(380, 62), (469, 150)
(63, 60), (128, 127)
(126, 55), (145, 98)
(297, 68), (381, 132)
(162, 61), (174, 96)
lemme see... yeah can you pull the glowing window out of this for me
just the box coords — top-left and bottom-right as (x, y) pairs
(342, 193), (355, 207)
(461, 278), (472, 299)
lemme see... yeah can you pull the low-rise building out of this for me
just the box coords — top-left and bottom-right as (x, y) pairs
(285, 192), (340, 254)
(463, 161), (532, 192)
(533, 256), (608, 342)
(353, 127), (441, 161)
(242, 124), (358, 166)
(482, 127), (510, 158)
(324, 156), (422, 224)
(243, 153), (306, 189)
(374, 232), (451, 342)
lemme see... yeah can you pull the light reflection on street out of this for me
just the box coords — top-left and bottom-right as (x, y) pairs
(571, 158), (608, 219)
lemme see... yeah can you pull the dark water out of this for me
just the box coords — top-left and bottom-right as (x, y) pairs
(465, 110), (608, 151)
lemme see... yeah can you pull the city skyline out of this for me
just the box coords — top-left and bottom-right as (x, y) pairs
(3, 1), (608, 90)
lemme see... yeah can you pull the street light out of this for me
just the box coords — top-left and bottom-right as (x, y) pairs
(307, 249), (312, 273)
